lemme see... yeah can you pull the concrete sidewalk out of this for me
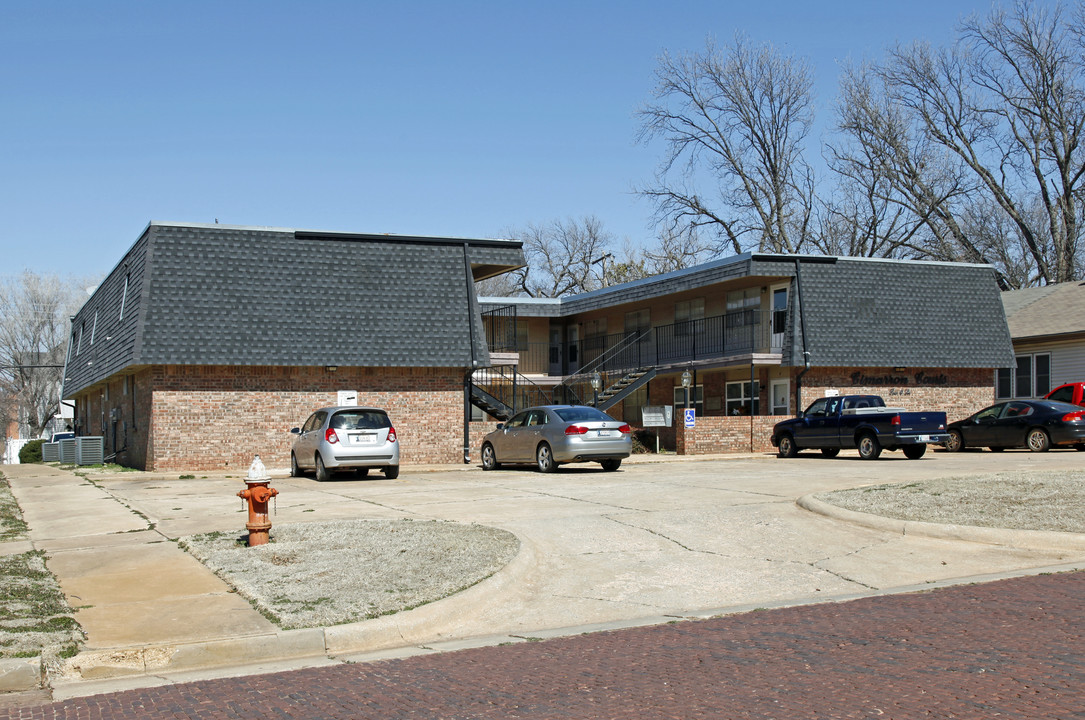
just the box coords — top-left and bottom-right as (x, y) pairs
(4, 450), (1085, 701)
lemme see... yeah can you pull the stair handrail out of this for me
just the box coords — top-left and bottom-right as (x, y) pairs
(561, 328), (653, 389)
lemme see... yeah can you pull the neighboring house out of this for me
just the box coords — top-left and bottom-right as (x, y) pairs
(477, 253), (1015, 454)
(999, 281), (1085, 400)
(62, 222), (524, 472)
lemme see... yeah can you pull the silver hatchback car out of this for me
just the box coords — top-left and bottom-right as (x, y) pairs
(480, 405), (632, 472)
(290, 406), (400, 481)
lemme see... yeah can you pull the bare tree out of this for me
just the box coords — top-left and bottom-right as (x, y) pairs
(637, 35), (817, 254)
(497, 217), (616, 298)
(0, 272), (92, 440)
(826, 62), (985, 265)
(871, 1), (1085, 284)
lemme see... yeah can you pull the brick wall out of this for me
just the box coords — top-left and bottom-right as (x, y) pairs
(799, 367), (994, 423)
(676, 416), (778, 454)
(73, 365), (475, 472)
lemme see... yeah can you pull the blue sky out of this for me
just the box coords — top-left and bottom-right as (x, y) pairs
(1, 0), (1042, 278)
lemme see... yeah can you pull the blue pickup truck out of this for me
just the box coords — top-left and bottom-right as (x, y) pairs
(771, 394), (949, 460)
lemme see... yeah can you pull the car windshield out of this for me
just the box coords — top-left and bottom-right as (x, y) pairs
(553, 407), (614, 423)
(330, 411), (390, 430)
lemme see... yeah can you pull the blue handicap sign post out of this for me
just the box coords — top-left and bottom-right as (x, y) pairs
(683, 408), (696, 428)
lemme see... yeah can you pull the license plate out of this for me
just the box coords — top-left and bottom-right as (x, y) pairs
(916, 435), (931, 442)
(350, 433), (377, 445)
(596, 429), (616, 437)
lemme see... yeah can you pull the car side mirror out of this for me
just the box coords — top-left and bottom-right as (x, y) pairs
(496, 423), (505, 430)
(290, 427), (301, 434)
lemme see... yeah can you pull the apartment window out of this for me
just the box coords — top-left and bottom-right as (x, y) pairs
(726, 288), (759, 312)
(725, 380), (760, 416)
(996, 353), (1051, 399)
(674, 299), (704, 335)
(76, 323), (84, 355)
(90, 310), (98, 345)
(672, 385), (704, 415)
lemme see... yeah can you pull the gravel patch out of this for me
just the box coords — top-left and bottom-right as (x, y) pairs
(816, 470), (1085, 533)
(178, 519), (519, 630)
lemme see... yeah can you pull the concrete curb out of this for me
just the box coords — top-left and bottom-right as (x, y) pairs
(53, 532), (540, 684)
(796, 494), (1085, 551)
(0, 658), (40, 693)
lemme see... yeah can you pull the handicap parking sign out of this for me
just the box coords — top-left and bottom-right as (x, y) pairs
(683, 408), (696, 428)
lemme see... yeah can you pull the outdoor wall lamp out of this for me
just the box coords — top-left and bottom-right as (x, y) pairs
(325, 366), (338, 372)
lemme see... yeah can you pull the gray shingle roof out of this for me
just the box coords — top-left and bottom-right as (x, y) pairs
(63, 223), (523, 397)
(481, 254), (1014, 370)
(1001, 281), (1085, 340)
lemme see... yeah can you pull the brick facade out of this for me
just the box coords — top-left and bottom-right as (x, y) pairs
(73, 365), (483, 472)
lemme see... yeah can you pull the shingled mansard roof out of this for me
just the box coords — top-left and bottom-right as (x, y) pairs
(481, 253), (1015, 370)
(63, 222), (525, 398)
(1001, 280), (1085, 341)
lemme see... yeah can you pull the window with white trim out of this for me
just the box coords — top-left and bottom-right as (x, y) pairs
(996, 353), (1051, 399)
(672, 384), (703, 415)
(725, 380), (760, 415)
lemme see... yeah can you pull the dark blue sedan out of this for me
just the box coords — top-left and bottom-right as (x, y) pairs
(944, 400), (1085, 452)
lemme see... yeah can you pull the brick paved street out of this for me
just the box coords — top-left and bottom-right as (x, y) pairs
(4, 570), (1083, 719)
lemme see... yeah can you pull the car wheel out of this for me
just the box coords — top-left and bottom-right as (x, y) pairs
(384, 465), (399, 479)
(903, 444), (927, 460)
(777, 434), (798, 458)
(857, 433), (882, 460)
(945, 430), (964, 452)
(536, 443), (557, 473)
(315, 454), (330, 482)
(481, 443), (499, 471)
(820, 447), (840, 458)
(1026, 428), (1051, 452)
(600, 458), (621, 471)
(290, 452), (301, 477)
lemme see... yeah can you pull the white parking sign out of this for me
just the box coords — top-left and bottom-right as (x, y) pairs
(684, 408), (696, 428)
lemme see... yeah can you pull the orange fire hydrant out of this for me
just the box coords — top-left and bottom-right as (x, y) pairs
(238, 455), (278, 546)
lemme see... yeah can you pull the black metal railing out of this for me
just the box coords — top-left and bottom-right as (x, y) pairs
(482, 305), (517, 353)
(471, 365), (551, 417)
(481, 307), (779, 382)
(655, 309), (772, 364)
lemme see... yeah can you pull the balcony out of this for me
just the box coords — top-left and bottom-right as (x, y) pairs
(486, 308), (782, 378)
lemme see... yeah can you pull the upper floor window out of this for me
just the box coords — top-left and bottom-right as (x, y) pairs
(675, 299), (704, 336)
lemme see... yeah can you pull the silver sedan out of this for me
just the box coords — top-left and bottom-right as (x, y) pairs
(480, 405), (632, 472)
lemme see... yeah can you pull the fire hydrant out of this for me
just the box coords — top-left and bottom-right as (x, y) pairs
(238, 455), (278, 547)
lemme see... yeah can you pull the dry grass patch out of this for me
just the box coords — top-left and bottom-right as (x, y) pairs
(179, 518), (519, 630)
(816, 470), (1085, 533)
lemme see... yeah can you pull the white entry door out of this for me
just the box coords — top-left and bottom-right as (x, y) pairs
(771, 379), (790, 416)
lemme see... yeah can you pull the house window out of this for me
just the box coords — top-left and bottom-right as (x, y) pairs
(90, 310), (98, 345)
(674, 299), (704, 335)
(726, 288), (759, 312)
(997, 353), (1052, 399)
(672, 384), (704, 415)
(76, 323), (84, 355)
(726, 380), (760, 416)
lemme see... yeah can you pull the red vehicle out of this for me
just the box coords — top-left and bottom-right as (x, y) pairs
(1044, 383), (1085, 407)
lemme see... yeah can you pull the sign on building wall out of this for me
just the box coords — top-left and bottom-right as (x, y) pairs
(337, 390), (358, 406)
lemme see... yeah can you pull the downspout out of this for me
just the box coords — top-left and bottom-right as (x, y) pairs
(462, 243), (480, 464)
(793, 258), (811, 413)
